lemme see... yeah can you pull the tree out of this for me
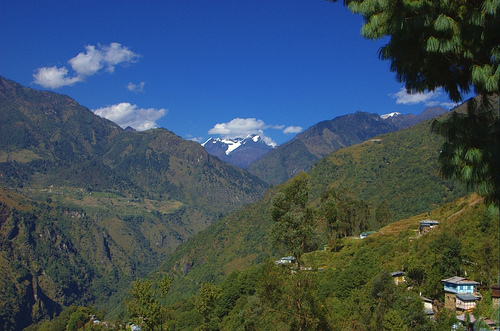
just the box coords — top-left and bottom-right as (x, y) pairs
(195, 282), (222, 330)
(270, 172), (316, 267)
(335, 194), (370, 237)
(341, 0), (499, 206)
(346, 0), (499, 102)
(66, 309), (89, 331)
(375, 200), (391, 228)
(432, 96), (499, 206)
(370, 272), (397, 329)
(126, 275), (172, 331)
(257, 260), (326, 331)
(320, 194), (340, 240)
(382, 309), (408, 331)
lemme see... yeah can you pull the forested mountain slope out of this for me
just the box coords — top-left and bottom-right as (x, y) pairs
(0, 77), (268, 330)
(163, 193), (498, 330)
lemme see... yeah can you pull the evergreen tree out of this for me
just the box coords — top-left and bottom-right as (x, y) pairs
(345, 0), (499, 102)
(432, 96), (499, 206)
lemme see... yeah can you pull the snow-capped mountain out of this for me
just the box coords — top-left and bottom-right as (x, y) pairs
(202, 134), (275, 169)
(380, 106), (447, 129)
(380, 112), (402, 119)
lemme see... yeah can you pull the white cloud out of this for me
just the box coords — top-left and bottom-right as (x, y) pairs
(390, 87), (440, 105)
(261, 135), (277, 147)
(208, 118), (267, 138)
(185, 134), (204, 143)
(101, 42), (140, 72)
(283, 125), (303, 134)
(68, 45), (104, 76)
(208, 117), (303, 146)
(33, 66), (83, 89)
(127, 81), (145, 93)
(208, 117), (278, 145)
(389, 87), (458, 109)
(93, 102), (167, 131)
(33, 42), (140, 89)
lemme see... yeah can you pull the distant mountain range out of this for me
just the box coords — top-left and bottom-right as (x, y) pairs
(246, 107), (447, 184)
(202, 134), (275, 169)
(381, 106), (450, 129)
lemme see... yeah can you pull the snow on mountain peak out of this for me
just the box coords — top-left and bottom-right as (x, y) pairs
(380, 112), (401, 119)
(223, 139), (242, 155)
(201, 137), (213, 147)
(202, 134), (276, 155)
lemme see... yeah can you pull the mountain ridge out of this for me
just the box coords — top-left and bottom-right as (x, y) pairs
(247, 107), (447, 184)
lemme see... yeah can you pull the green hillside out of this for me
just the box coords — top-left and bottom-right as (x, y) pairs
(31, 193), (498, 330)
(196, 193), (497, 330)
(308, 119), (466, 221)
(0, 77), (269, 330)
(157, 113), (471, 303)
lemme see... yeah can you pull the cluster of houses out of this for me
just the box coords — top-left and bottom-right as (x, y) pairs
(443, 277), (499, 329)
(392, 217), (497, 329)
(278, 256), (499, 328)
(388, 272), (500, 329)
(89, 315), (142, 330)
(275, 218), (498, 329)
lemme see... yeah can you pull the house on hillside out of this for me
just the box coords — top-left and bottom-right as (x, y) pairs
(419, 219), (439, 234)
(442, 277), (481, 311)
(276, 256), (295, 265)
(391, 271), (406, 285)
(492, 285), (500, 308)
(360, 231), (376, 239)
(420, 296), (434, 316)
(456, 294), (481, 311)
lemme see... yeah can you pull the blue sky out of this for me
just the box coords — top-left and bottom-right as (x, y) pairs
(1, 0), (460, 145)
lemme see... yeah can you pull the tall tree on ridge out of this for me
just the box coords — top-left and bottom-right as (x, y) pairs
(270, 172), (316, 268)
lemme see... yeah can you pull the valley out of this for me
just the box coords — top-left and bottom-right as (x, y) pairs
(0, 77), (498, 330)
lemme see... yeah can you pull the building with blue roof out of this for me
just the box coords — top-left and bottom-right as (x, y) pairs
(442, 276), (481, 311)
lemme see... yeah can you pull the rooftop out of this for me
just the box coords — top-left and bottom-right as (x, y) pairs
(456, 294), (480, 301)
(442, 276), (479, 285)
(391, 271), (405, 277)
(420, 219), (439, 225)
